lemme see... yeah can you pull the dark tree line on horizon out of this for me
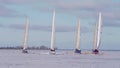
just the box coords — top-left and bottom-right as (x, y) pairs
(0, 45), (58, 50)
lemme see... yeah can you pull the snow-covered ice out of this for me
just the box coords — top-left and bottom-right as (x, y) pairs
(0, 49), (120, 68)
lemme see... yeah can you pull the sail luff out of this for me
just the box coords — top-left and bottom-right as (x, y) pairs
(23, 17), (29, 50)
(50, 9), (55, 50)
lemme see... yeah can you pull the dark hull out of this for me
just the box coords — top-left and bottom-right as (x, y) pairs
(75, 49), (81, 54)
(22, 49), (28, 53)
(50, 49), (55, 55)
(92, 49), (99, 54)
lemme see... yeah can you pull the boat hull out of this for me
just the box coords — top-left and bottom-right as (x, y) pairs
(92, 49), (99, 54)
(75, 49), (81, 54)
(50, 49), (56, 55)
(22, 49), (28, 53)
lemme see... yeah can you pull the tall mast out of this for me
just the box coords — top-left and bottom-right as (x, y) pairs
(96, 12), (102, 49)
(76, 18), (80, 50)
(50, 9), (56, 51)
(75, 18), (81, 54)
(93, 22), (97, 49)
(92, 12), (102, 54)
(23, 16), (29, 53)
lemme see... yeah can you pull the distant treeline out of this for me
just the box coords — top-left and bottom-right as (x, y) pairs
(0, 45), (57, 50)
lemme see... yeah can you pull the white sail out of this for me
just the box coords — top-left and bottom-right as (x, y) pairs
(96, 12), (102, 49)
(76, 18), (80, 50)
(50, 9), (56, 50)
(23, 16), (29, 50)
(93, 21), (97, 49)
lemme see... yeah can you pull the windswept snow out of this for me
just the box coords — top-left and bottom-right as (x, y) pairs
(0, 50), (120, 68)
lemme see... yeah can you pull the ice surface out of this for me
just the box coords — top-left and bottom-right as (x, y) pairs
(0, 49), (120, 68)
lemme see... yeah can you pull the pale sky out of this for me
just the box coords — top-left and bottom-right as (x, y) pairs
(0, 0), (120, 50)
